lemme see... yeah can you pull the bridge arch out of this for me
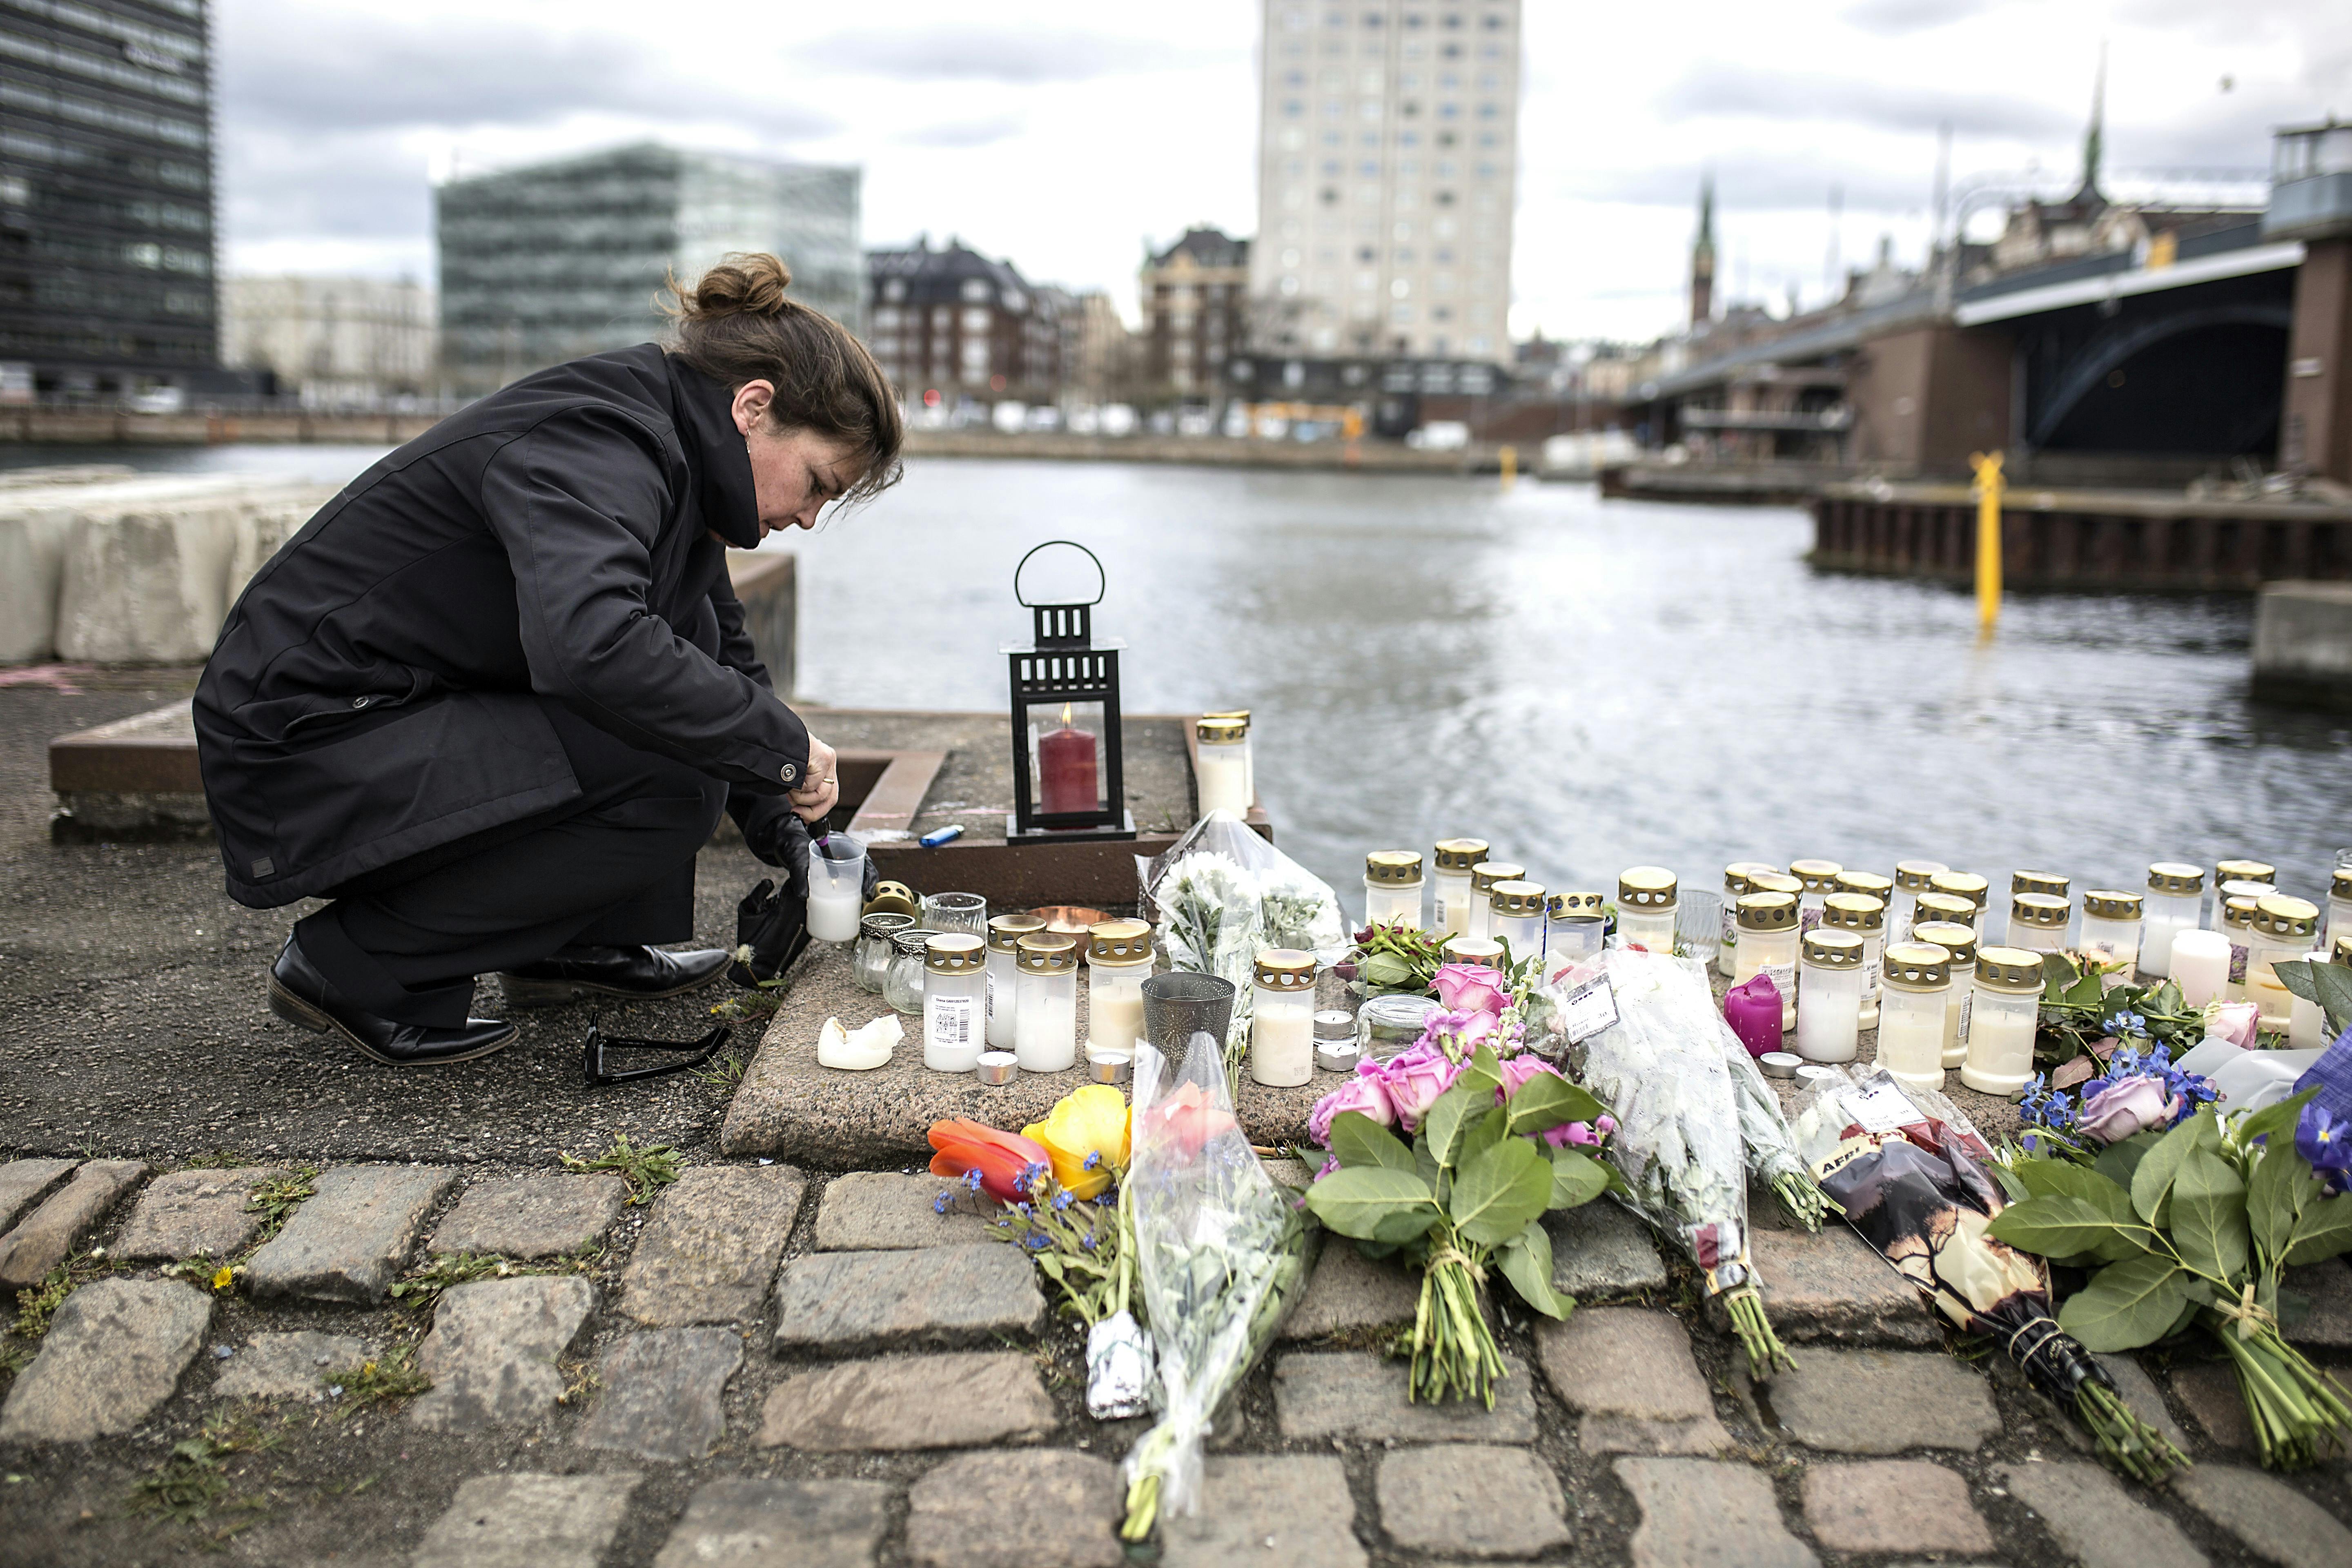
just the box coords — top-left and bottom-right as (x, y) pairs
(2031, 303), (2292, 454)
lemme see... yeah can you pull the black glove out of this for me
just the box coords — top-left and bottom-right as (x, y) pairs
(737, 802), (881, 902)
(731, 878), (811, 989)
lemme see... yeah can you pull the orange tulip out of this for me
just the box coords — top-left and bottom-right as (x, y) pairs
(927, 1118), (1052, 1203)
(1139, 1080), (1239, 1160)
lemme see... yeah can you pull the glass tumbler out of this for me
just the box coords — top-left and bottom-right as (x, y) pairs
(806, 834), (866, 943)
(921, 891), (988, 938)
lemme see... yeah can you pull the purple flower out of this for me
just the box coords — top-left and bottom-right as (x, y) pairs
(2298, 1105), (2352, 1196)
(1314, 1153), (1340, 1180)
(1309, 1074), (1396, 1147)
(1360, 1042), (1459, 1134)
(2076, 1076), (2180, 1145)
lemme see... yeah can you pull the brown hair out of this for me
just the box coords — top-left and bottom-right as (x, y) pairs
(662, 252), (902, 506)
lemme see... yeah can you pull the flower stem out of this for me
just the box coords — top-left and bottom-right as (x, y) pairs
(1723, 1287), (1793, 1377)
(2074, 1379), (2189, 1485)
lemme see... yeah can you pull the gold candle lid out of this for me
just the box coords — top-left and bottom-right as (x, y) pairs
(2012, 870), (2069, 899)
(924, 933), (986, 973)
(1801, 929), (1864, 968)
(1470, 860), (1526, 893)
(1789, 858), (1844, 894)
(1836, 870), (1894, 901)
(2082, 889), (2143, 921)
(1202, 708), (1251, 726)
(1822, 891), (1886, 933)
(1366, 850), (1425, 886)
(1912, 920), (1978, 966)
(2216, 858), (2276, 886)
(1928, 870), (1990, 908)
(1548, 891), (1605, 919)
(2334, 868), (2352, 902)
(2222, 896), (2261, 932)
(864, 880), (922, 920)
(1253, 947), (1318, 989)
(1915, 892), (1978, 928)
(2011, 893), (2070, 930)
(1893, 860), (1949, 892)
(987, 913), (1049, 953)
(2254, 894), (2320, 941)
(1490, 880), (1547, 918)
(1445, 935), (1508, 965)
(2334, 933), (2352, 966)
(1724, 861), (1778, 894)
(1737, 891), (1798, 932)
(1619, 866), (1677, 908)
(1974, 946), (2047, 991)
(1015, 932), (1080, 973)
(1086, 918), (1154, 965)
(1881, 942), (1952, 990)
(2147, 861), (2205, 895)
(1433, 837), (1490, 873)
(1748, 870), (1802, 897)
(1195, 715), (1247, 743)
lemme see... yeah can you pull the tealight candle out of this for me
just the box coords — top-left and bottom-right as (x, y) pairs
(2169, 928), (2231, 1010)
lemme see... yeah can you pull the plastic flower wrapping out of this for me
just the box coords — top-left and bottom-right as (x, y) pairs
(1137, 810), (1348, 1050)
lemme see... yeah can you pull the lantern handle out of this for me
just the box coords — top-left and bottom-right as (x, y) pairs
(1013, 540), (1106, 609)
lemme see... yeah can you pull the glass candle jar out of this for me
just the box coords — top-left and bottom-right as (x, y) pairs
(2078, 891), (2143, 983)
(1875, 942), (1952, 1092)
(1432, 838), (1491, 938)
(1960, 946), (2045, 1096)
(1789, 859), (1844, 930)
(1466, 860), (1525, 941)
(2008, 893), (2071, 954)
(2140, 862), (2205, 979)
(1719, 862), (1778, 976)
(1889, 860), (1948, 942)
(1616, 866), (1679, 954)
(1013, 933), (1080, 1072)
(2212, 859), (2276, 929)
(2248, 895), (2321, 1029)
(1490, 881), (1548, 959)
(806, 834), (868, 943)
(921, 933), (988, 1071)
(1821, 891), (1887, 1029)
(1194, 715), (1252, 818)
(1546, 892), (1606, 979)
(982, 914), (1047, 1049)
(1928, 871), (1991, 939)
(1794, 930), (1866, 1064)
(2330, 868), (2352, 953)
(854, 911), (915, 994)
(1250, 949), (1319, 1087)
(921, 891), (989, 938)
(1357, 993), (1443, 1061)
(1735, 891), (1801, 1030)
(2220, 896), (2261, 1001)
(1364, 850), (1426, 932)
(1085, 919), (1154, 1055)
(884, 927), (940, 1016)
(1912, 920), (1977, 1068)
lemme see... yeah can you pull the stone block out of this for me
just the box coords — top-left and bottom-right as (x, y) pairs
(1800, 1460), (1993, 1554)
(1708, 1221), (1938, 1346)
(0, 1158), (75, 1232)
(619, 1164), (806, 1326)
(411, 1472), (644, 1568)
(1533, 1306), (1729, 1455)
(1546, 1201), (1668, 1299)
(904, 1450), (1123, 1568)
(1273, 1350), (1538, 1444)
(757, 1351), (1054, 1451)
(1615, 1457), (1819, 1568)
(1376, 1445), (1571, 1558)
(2167, 1360), (2251, 1450)
(244, 1165), (454, 1305)
(811, 1171), (994, 1250)
(0, 1159), (146, 1288)
(408, 1276), (595, 1432)
(2001, 1461), (2207, 1568)
(2281, 1258), (2352, 1348)
(429, 1173), (628, 1260)
(1766, 1348), (1998, 1454)
(771, 1243), (1044, 1354)
(652, 1477), (892, 1568)
(112, 1166), (282, 1262)
(2171, 1463), (2352, 1566)
(54, 503), (244, 664)
(1158, 1454), (1366, 1568)
(211, 1330), (367, 1403)
(1280, 1241), (1419, 1340)
(0, 1278), (210, 1443)
(578, 1327), (742, 1463)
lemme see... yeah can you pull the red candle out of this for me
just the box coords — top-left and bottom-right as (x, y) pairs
(1038, 708), (1099, 816)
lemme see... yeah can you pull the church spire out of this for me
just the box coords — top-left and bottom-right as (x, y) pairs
(1690, 173), (1716, 327)
(2077, 41), (2107, 202)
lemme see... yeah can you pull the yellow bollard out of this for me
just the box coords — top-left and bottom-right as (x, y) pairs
(1970, 450), (2005, 635)
(1499, 444), (1517, 492)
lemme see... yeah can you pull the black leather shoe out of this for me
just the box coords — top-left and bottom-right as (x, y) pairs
(267, 937), (517, 1067)
(495, 944), (732, 1008)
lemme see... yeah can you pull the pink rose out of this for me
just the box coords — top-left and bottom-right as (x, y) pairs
(1434, 962), (1512, 1019)
(1363, 1042), (1457, 1133)
(2076, 1076), (2180, 1144)
(1308, 1075), (1396, 1147)
(1494, 1056), (1564, 1103)
(2209, 1002), (2260, 1050)
(1559, 1121), (1598, 1147)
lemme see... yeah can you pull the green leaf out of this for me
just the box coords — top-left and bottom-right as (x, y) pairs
(2040, 951), (2082, 998)
(1495, 1221), (1573, 1319)
(2284, 1192), (2352, 1266)
(1420, 1083), (1480, 1175)
(2016, 1160), (2137, 1225)
(2132, 1111), (2214, 1227)
(1459, 1106), (1510, 1172)
(1987, 1160), (2027, 1204)
(2279, 960), (2352, 1035)
(2057, 1254), (2191, 1352)
(2171, 1149), (2250, 1284)
(2235, 1087), (2319, 1152)
(1548, 1147), (1612, 1211)
(2246, 1140), (2312, 1266)
(1328, 1112), (1417, 1174)
(1301, 1166), (1443, 1244)
(1454, 1044), (1506, 1105)
(1448, 1138), (1555, 1246)
(1503, 1071), (1604, 1138)
(2272, 959), (2326, 1010)
(1985, 1195), (2137, 1261)
(2094, 1131), (2159, 1195)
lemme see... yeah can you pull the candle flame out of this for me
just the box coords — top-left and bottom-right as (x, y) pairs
(1061, 701), (1074, 728)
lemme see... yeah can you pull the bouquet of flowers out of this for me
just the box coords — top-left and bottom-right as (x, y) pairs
(1566, 947), (1792, 1375)
(1720, 1031), (1833, 1229)
(2017, 1042), (2219, 1165)
(1791, 1068), (2187, 1484)
(1987, 1089), (2352, 1469)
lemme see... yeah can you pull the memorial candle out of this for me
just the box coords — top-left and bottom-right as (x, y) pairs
(1038, 704), (1098, 815)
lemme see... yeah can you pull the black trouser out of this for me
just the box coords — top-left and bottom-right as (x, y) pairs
(294, 701), (728, 1027)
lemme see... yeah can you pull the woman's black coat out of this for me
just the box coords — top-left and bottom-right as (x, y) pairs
(194, 343), (810, 909)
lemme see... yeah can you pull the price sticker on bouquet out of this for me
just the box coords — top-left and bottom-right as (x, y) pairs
(1559, 977), (1619, 1045)
(1848, 1079), (1922, 1134)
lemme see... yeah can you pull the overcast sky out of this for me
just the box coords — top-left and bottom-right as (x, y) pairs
(215, 0), (2349, 344)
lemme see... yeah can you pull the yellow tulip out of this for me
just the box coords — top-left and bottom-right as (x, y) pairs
(1021, 1085), (1131, 1199)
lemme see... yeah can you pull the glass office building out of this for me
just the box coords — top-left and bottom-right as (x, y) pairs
(437, 143), (863, 396)
(0, 0), (220, 402)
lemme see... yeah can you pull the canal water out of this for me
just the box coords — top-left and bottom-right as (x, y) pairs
(14, 444), (2347, 916)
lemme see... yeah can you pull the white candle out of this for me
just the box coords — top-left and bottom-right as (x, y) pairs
(1090, 987), (1145, 1054)
(817, 1014), (902, 1070)
(1194, 735), (1250, 817)
(2170, 929), (2231, 1010)
(806, 835), (867, 943)
(1250, 993), (1316, 1087)
(1015, 980), (1078, 1072)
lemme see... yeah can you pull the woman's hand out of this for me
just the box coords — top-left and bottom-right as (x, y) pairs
(790, 735), (839, 823)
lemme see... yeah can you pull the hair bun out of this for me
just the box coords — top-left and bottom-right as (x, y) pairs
(680, 252), (792, 320)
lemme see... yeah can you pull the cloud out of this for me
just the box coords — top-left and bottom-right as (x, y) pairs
(1657, 63), (2075, 139)
(800, 26), (1234, 83)
(1552, 156), (1944, 215)
(896, 115), (1029, 149)
(1840, 0), (1995, 35)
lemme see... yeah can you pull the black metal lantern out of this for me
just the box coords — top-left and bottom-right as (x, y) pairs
(1005, 541), (1131, 842)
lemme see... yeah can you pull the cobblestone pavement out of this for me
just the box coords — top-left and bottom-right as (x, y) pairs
(2, 1150), (2349, 1567)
